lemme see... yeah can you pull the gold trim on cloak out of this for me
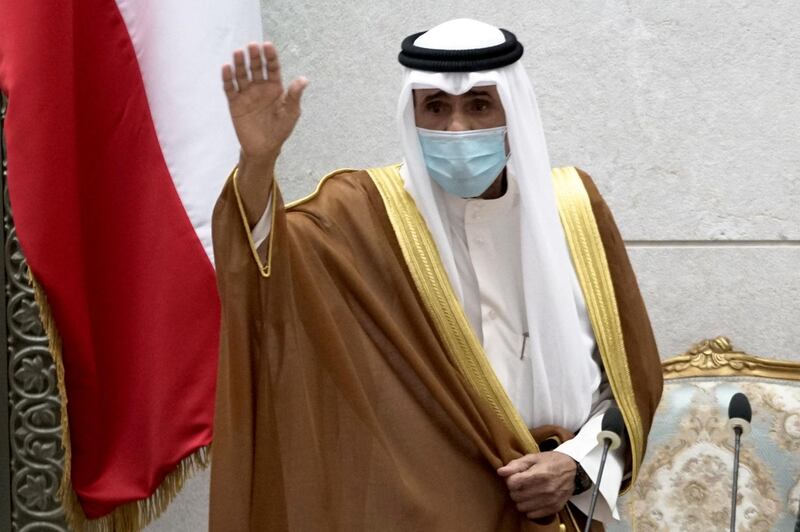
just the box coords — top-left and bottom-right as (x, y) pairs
(231, 165), (357, 278)
(231, 166), (277, 278)
(366, 164), (540, 455)
(367, 164), (647, 497)
(551, 166), (644, 492)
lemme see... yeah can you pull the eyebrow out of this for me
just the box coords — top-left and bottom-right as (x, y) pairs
(421, 88), (492, 104)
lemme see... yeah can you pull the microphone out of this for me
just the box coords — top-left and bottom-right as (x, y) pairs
(583, 407), (625, 532)
(795, 499), (800, 532)
(728, 392), (752, 434)
(728, 392), (752, 532)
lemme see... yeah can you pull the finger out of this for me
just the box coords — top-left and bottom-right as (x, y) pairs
(518, 500), (542, 514)
(233, 49), (251, 90)
(285, 77), (309, 105)
(506, 468), (547, 491)
(497, 454), (539, 477)
(509, 487), (538, 503)
(281, 77), (309, 115)
(516, 460), (571, 493)
(221, 64), (236, 99)
(517, 493), (557, 513)
(507, 474), (530, 492)
(263, 42), (282, 84)
(526, 507), (559, 520)
(247, 42), (265, 82)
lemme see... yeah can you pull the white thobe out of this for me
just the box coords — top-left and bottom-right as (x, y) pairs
(441, 177), (624, 523)
(252, 177), (624, 522)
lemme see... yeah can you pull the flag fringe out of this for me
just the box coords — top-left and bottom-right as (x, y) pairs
(30, 274), (211, 532)
(60, 448), (210, 532)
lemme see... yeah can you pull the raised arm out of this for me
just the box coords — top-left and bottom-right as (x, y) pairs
(221, 42), (308, 226)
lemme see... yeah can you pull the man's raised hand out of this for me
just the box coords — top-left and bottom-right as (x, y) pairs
(222, 42), (307, 224)
(222, 42), (309, 165)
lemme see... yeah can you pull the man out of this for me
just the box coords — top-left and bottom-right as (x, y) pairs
(210, 19), (662, 532)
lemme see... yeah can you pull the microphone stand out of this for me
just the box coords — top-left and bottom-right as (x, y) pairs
(583, 407), (624, 532)
(727, 393), (751, 532)
(730, 426), (742, 532)
(583, 440), (611, 532)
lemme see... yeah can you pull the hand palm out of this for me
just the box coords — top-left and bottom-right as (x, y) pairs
(222, 43), (308, 161)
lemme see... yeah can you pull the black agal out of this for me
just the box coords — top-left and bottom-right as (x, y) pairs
(398, 29), (523, 72)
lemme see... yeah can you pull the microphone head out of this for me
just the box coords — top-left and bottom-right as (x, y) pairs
(597, 407), (626, 450)
(601, 407), (625, 436)
(728, 393), (752, 423)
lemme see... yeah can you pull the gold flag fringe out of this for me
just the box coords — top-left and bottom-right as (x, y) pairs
(59, 448), (210, 532)
(30, 273), (211, 531)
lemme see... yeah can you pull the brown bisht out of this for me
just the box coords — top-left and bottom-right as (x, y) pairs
(209, 164), (662, 531)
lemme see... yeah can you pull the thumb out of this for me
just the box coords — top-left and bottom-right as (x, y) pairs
(497, 454), (539, 477)
(284, 76), (309, 109)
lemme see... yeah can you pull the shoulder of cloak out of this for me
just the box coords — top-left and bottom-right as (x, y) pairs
(570, 167), (609, 213)
(286, 168), (378, 216)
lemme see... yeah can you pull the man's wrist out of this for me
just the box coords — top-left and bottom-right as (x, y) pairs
(239, 150), (278, 175)
(237, 151), (278, 226)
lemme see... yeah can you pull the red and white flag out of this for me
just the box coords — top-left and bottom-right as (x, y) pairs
(0, 0), (260, 527)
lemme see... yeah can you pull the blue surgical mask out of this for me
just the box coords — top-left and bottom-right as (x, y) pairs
(417, 125), (508, 198)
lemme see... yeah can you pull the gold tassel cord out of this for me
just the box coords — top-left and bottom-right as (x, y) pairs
(29, 273), (211, 531)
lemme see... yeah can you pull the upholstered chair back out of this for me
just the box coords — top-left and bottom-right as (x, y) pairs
(608, 337), (800, 532)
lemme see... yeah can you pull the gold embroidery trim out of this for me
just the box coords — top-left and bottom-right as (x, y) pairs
(367, 165), (538, 455)
(551, 166), (644, 491)
(231, 166), (358, 278)
(231, 166), (278, 278)
(564, 506), (581, 531)
(286, 168), (359, 210)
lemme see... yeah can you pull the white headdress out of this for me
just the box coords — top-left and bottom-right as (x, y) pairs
(397, 19), (599, 430)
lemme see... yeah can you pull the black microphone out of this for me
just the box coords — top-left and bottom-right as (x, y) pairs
(728, 392), (752, 532)
(795, 499), (800, 532)
(583, 407), (625, 532)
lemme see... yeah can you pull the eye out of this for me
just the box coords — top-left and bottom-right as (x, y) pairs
(471, 99), (490, 112)
(425, 100), (447, 114)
